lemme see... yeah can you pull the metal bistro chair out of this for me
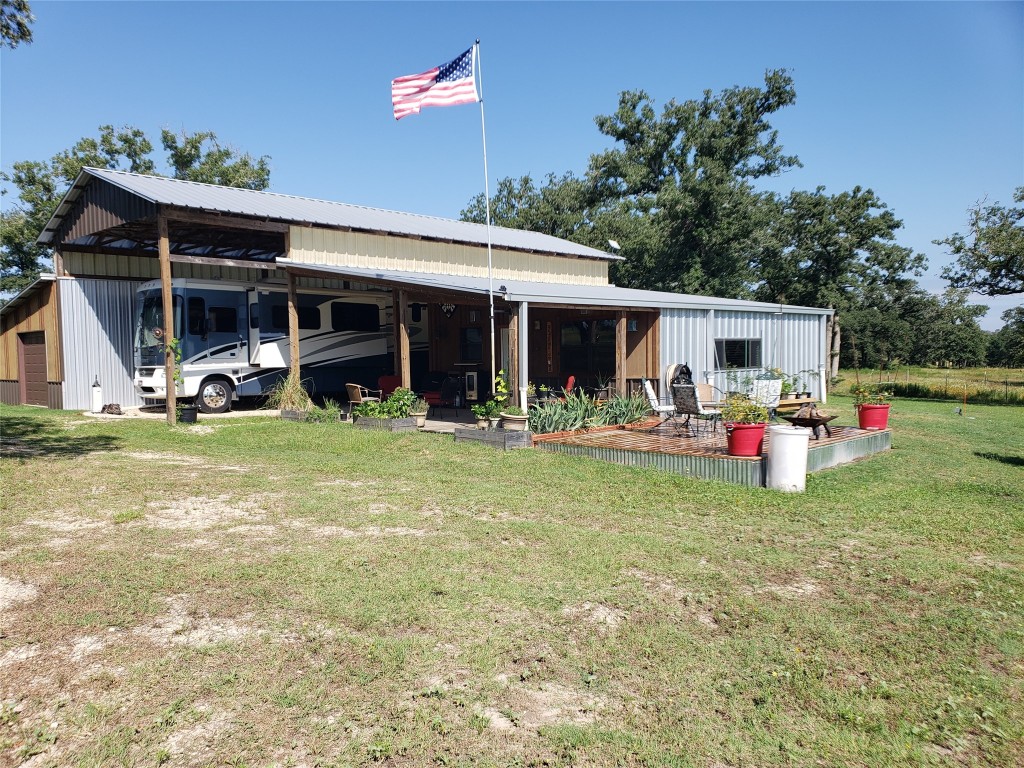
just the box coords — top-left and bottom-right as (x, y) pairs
(644, 378), (695, 437)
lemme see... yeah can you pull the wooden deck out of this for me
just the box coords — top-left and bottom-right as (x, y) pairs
(533, 420), (892, 487)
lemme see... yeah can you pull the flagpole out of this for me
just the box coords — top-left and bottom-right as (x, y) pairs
(475, 40), (497, 395)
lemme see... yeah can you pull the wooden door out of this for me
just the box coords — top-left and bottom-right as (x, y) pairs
(19, 331), (47, 406)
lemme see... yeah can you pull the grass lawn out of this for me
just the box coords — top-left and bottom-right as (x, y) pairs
(1, 397), (1022, 767)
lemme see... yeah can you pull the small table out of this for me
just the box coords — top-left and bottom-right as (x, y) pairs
(780, 414), (838, 440)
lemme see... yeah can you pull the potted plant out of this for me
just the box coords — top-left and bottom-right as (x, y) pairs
(485, 399), (502, 430)
(500, 403), (528, 431)
(851, 383), (892, 430)
(471, 403), (489, 429)
(409, 397), (430, 429)
(720, 394), (770, 456)
(176, 400), (199, 424)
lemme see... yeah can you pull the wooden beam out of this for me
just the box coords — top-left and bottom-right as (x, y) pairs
(287, 269), (300, 378)
(168, 253), (278, 270)
(157, 213), (176, 425)
(508, 307), (520, 407)
(616, 311), (627, 397)
(163, 207), (290, 233)
(396, 289), (411, 389)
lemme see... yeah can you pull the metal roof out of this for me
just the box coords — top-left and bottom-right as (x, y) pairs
(276, 259), (831, 315)
(39, 168), (619, 262)
(0, 273), (56, 317)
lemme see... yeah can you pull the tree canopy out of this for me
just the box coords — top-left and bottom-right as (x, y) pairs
(1, 125), (271, 294)
(460, 70), (997, 369)
(937, 188), (1024, 296)
(0, 0), (33, 49)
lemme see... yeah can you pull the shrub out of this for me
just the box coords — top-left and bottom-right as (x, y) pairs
(353, 387), (416, 419)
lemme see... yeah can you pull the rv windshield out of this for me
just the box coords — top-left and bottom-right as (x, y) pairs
(135, 290), (181, 362)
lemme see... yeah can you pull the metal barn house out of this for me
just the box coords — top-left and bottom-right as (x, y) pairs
(1, 168), (832, 411)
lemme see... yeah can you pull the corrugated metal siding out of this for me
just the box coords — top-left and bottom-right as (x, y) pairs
(0, 380), (19, 405)
(535, 441), (765, 486)
(58, 278), (145, 410)
(806, 430), (891, 472)
(289, 226), (608, 286)
(659, 308), (710, 392)
(709, 310), (826, 398)
(58, 179), (156, 243)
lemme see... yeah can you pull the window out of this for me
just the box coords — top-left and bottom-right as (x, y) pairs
(460, 327), (483, 362)
(715, 338), (762, 369)
(207, 306), (237, 334)
(331, 302), (379, 332)
(271, 305), (320, 330)
(187, 297), (206, 336)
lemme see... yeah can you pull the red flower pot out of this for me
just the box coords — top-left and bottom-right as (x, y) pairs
(725, 422), (767, 456)
(857, 403), (890, 430)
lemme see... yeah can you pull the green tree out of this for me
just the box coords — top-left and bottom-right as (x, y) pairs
(161, 129), (270, 190)
(913, 289), (989, 367)
(987, 307), (1024, 368)
(1, 125), (271, 294)
(754, 186), (926, 378)
(938, 188), (1024, 296)
(0, 0), (33, 48)
(462, 71), (801, 300)
(589, 71), (800, 298)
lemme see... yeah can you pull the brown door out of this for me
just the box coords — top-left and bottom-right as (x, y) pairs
(19, 332), (47, 406)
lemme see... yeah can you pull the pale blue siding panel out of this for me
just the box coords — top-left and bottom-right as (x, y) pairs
(58, 278), (145, 409)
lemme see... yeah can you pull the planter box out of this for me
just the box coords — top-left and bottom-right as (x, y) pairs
(281, 409), (308, 422)
(353, 415), (416, 432)
(454, 427), (533, 450)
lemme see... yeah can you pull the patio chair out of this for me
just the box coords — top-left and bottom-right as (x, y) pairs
(750, 378), (783, 420)
(345, 382), (381, 417)
(695, 382), (723, 433)
(644, 378), (696, 437)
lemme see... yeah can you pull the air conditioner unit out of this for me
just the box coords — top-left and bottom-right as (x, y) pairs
(464, 370), (480, 402)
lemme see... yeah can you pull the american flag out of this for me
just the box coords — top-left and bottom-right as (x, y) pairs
(391, 46), (478, 120)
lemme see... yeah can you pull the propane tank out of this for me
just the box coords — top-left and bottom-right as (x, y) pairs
(91, 376), (103, 413)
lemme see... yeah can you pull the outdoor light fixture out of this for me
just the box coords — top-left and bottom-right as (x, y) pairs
(440, 302), (456, 318)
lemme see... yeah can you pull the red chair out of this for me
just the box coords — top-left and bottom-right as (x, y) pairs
(377, 374), (402, 397)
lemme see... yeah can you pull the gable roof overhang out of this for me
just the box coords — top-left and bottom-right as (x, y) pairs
(37, 168), (620, 266)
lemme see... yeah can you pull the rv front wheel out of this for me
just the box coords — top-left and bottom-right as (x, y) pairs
(197, 378), (233, 414)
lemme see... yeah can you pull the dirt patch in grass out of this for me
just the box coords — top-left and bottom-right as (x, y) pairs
(132, 594), (257, 648)
(562, 601), (626, 633)
(0, 576), (39, 612)
(480, 681), (605, 732)
(627, 568), (720, 630)
(138, 494), (274, 531)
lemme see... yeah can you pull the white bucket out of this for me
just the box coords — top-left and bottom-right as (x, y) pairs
(766, 425), (811, 492)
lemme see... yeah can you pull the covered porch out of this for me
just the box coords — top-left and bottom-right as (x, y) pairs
(278, 260), (662, 408)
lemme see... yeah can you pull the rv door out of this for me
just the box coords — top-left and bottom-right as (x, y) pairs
(247, 289), (261, 365)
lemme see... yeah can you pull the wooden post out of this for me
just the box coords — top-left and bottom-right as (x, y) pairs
(396, 289), (410, 388)
(616, 311), (627, 396)
(508, 306), (519, 407)
(286, 269), (300, 379)
(157, 213), (176, 425)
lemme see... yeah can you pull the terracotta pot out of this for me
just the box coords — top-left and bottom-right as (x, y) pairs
(857, 403), (890, 430)
(725, 422), (767, 456)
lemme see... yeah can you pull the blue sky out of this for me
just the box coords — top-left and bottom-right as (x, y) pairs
(2, 1), (1021, 328)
